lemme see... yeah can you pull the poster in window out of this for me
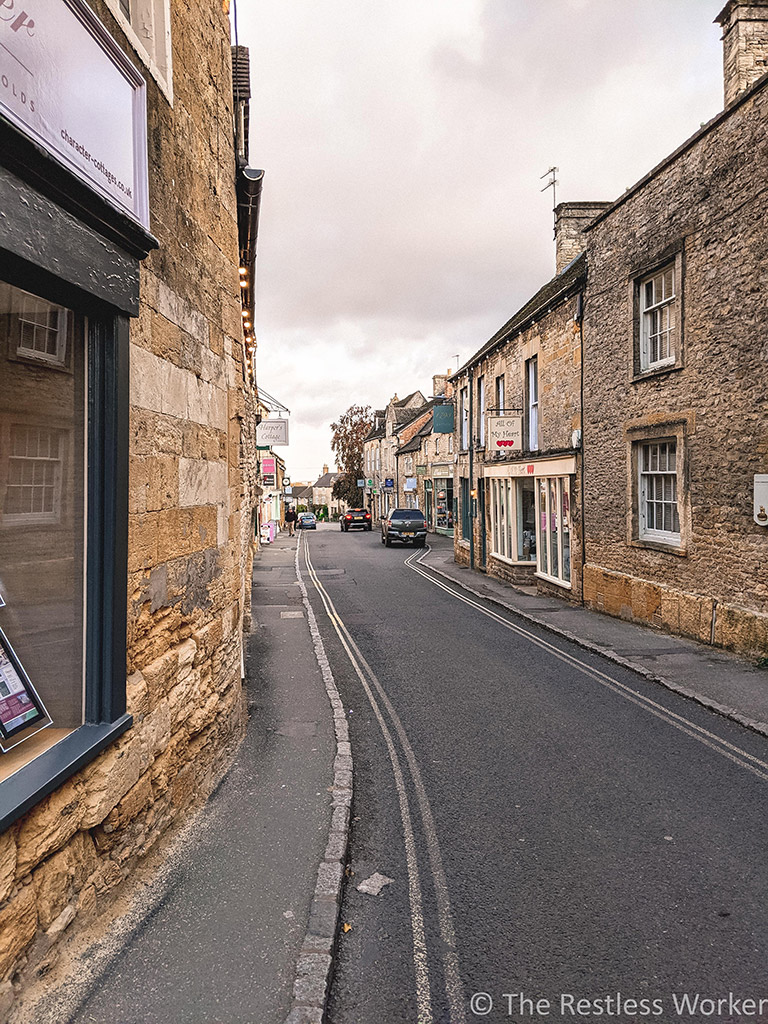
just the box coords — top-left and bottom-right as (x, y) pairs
(0, 629), (51, 751)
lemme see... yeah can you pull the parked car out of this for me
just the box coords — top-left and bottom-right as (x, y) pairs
(297, 512), (317, 530)
(381, 508), (427, 547)
(341, 508), (372, 532)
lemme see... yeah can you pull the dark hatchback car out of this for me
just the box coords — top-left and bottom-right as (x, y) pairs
(340, 508), (372, 531)
(381, 508), (427, 547)
(297, 512), (317, 530)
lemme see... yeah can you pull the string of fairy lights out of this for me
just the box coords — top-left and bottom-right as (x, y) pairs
(239, 264), (256, 386)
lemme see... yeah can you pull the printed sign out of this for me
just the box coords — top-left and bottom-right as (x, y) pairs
(488, 415), (523, 452)
(256, 418), (289, 446)
(0, 629), (48, 745)
(755, 475), (768, 527)
(0, 0), (149, 226)
(261, 456), (276, 475)
(384, 478), (395, 489)
(405, 477), (417, 491)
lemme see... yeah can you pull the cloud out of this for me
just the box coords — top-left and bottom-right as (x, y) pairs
(238, 0), (724, 479)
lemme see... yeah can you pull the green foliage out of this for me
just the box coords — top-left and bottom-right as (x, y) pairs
(330, 404), (372, 508)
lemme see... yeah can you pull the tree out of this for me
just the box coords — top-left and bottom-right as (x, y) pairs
(331, 404), (373, 508)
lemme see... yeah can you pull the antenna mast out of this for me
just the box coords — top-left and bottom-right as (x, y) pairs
(540, 166), (558, 238)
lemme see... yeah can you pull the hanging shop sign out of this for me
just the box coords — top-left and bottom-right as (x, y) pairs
(433, 404), (454, 433)
(0, 0), (150, 226)
(384, 478), (395, 489)
(261, 456), (276, 476)
(357, 479), (365, 487)
(256, 418), (289, 446)
(0, 628), (51, 751)
(488, 416), (523, 452)
(262, 474), (275, 487)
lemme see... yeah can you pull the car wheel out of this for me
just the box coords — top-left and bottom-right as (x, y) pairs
(366, 525), (371, 531)
(381, 533), (385, 544)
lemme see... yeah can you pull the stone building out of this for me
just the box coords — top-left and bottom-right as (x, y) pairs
(581, 0), (768, 656)
(363, 391), (427, 519)
(0, 0), (260, 1006)
(450, 203), (607, 597)
(312, 464), (344, 518)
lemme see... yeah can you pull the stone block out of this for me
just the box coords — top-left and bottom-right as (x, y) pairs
(16, 781), (82, 878)
(31, 832), (97, 929)
(178, 457), (228, 509)
(79, 740), (144, 830)
(0, 829), (16, 904)
(0, 886), (37, 979)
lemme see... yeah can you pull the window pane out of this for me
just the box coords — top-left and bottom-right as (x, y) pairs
(549, 479), (559, 579)
(517, 478), (536, 561)
(537, 479), (548, 576)
(0, 281), (85, 735)
(561, 478), (571, 583)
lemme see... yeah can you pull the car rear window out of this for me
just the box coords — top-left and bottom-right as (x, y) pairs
(391, 510), (425, 520)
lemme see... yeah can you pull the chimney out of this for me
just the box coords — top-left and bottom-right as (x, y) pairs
(554, 202), (611, 274)
(716, 1), (768, 106)
(322, 463), (328, 476)
(432, 374), (448, 397)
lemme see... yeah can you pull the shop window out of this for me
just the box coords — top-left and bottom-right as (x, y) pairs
(434, 479), (453, 532)
(535, 476), (571, 587)
(0, 279), (128, 823)
(488, 477), (536, 564)
(460, 477), (471, 541)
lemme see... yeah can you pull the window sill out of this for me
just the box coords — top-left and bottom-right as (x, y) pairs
(490, 552), (536, 568)
(535, 571), (572, 590)
(0, 714), (132, 831)
(631, 537), (687, 557)
(632, 362), (683, 383)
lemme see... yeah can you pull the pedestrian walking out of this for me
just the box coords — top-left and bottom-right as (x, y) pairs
(285, 506), (297, 537)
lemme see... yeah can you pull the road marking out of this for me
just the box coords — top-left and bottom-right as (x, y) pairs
(302, 539), (435, 1024)
(406, 547), (768, 783)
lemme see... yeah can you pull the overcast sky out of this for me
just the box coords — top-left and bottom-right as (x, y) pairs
(235, 0), (725, 483)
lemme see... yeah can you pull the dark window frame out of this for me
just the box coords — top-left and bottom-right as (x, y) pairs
(0, 123), (154, 830)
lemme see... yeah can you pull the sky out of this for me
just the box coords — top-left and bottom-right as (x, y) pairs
(234, 0), (726, 483)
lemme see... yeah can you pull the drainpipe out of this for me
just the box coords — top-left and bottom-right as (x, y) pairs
(468, 367), (474, 570)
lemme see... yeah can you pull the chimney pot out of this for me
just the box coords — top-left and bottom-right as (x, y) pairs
(554, 202), (611, 274)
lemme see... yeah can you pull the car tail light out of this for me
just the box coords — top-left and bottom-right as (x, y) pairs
(364, 512), (371, 519)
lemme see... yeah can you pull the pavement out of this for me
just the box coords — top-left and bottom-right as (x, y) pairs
(422, 535), (768, 738)
(22, 526), (768, 1023)
(22, 529), (349, 1024)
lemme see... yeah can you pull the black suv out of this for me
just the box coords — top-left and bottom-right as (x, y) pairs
(341, 508), (372, 531)
(381, 508), (427, 547)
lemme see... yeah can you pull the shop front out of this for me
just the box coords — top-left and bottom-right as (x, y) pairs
(484, 456), (575, 589)
(431, 467), (454, 536)
(0, 0), (155, 819)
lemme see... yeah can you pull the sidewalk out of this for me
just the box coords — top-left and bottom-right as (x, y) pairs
(24, 530), (346, 1024)
(423, 535), (768, 738)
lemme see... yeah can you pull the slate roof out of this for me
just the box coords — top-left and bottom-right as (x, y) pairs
(451, 251), (586, 380)
(395, 412), (434, 456)
(314, 472), (340, 488)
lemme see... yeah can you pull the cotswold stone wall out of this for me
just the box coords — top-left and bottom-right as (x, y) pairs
(1, 1), (254, 1008)
(582, 80), (768, 655)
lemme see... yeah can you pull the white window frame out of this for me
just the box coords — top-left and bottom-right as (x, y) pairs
(526, 357), (538, 451)
(495, 374), (505, 414)
(460, 387), (469, 450)
(534, 475), (571, 588)
(639, 264), (676, 372)
(488, 477), (536, 565)
(2, 424), (64, 526)
(103, 0), (174, 103)
(638, 440), (680, 545)
(13, 290), (68, 367)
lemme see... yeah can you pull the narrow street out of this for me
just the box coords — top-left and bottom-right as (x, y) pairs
(298, 527), (768, 1024)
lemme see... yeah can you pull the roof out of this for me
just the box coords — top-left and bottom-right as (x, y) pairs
(394, 399), (438, 433)
(364, 410), (386, 443)
(395, 391), (421, 407)
(395, 413), (434, 456)
(451, 251), (586, 380)
(313, 472), (340, 488)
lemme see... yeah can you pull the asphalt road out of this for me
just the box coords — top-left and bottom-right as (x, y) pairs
(301, 526), (768, 1024)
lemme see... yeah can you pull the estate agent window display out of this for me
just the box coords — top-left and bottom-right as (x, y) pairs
(0, 267), (132, 828)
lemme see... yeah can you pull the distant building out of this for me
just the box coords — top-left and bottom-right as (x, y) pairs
(312, 464), (344, 517)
